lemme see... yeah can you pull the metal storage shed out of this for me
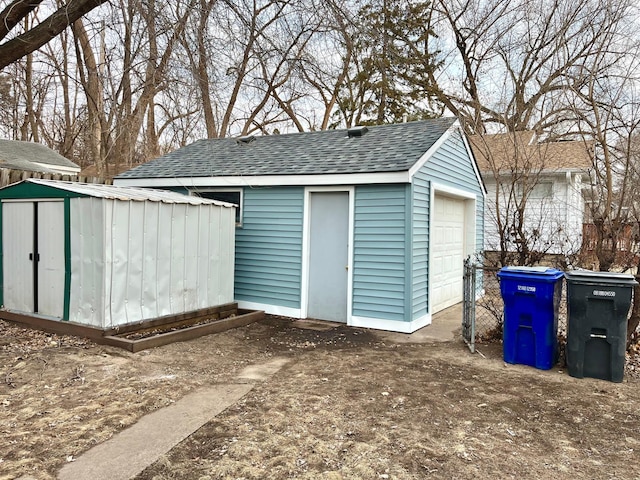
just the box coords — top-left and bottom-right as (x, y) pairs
(0, 179), (236, 329)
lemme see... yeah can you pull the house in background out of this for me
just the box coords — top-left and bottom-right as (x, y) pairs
(0, 140), (80, 175)
(470, 132), (592, 259)
(115, 118), (486, 333)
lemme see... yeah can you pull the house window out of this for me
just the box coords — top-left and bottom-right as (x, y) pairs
(516, 181), (553, 199)
(192, 189), (242, 225)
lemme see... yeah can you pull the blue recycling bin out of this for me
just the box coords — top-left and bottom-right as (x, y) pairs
(497, 266), (564, 370)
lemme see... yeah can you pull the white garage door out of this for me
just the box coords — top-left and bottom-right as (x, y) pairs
(432, 195), (465, 313)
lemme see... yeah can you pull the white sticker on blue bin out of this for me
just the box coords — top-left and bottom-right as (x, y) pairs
(593, 290), (615, 297)
(517, 285), (536, 292)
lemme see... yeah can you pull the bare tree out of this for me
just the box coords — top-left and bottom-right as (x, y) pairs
(427, 0), (634, 135)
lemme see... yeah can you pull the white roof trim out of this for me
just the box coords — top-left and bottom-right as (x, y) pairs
(114, 171), (410, 188)
(460, 130), (488, 197)
(408, 120), (487, 198)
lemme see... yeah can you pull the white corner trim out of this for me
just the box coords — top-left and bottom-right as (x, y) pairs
(236, 301), (302, 318)
(349, 313), (432, 333)
(408, 122), (458, 179)
(460, 133), (488, 197)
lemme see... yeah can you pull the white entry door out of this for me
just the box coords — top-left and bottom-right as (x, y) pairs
(307, 192), (349, 322)
(431, 195), (465, 312)
(3, 201), (65, 318)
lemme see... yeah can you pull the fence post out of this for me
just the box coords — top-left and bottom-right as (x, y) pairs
(462, 257), (477, 353)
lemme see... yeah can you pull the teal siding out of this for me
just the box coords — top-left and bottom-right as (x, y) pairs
(410, 175), (430, 319)
(411, 131), (485, 319)
(353, 184), (409, 321)
(424, 131), (484, 253)
(235, 187), (304, 308)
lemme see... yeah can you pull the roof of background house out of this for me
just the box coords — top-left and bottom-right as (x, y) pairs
(469, 131), (593, 173)
(0, 140), (80, 173)
(116, 117), (458, 179)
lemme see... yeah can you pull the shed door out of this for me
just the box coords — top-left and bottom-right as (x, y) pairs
(432, 195), (465, 312)
(3, 202), (35, 312)
(37, 202), (65, 317)
(307, 192), (349, 322)
(2, 201), (65, 318)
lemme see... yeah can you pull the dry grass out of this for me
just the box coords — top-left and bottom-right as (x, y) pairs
(2, 317), (640, 480)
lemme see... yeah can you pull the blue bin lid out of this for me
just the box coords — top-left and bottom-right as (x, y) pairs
(564, 269), (638, 286)
(497, 266), (564, 281)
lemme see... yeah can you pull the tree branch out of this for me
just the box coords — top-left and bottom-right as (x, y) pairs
(0, 0), (109, 70)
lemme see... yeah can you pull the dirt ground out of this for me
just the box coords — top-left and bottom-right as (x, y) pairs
(1, 316), (640, 480)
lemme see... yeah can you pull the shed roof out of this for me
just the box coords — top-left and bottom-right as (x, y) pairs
(469, 132), (593, 174)
(116, 118), (458, 180)
(0, 179), (236, 207)
(0, 140), (80, 172)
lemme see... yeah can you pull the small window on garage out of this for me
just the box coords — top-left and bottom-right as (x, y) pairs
(193, 189), (242, 225)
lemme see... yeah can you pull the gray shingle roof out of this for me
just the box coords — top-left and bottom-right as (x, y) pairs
(0, 140), (80, 172)
(117, 118), (457, 179)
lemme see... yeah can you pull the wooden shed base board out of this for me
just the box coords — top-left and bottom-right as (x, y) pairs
(0, 305), (264, 353)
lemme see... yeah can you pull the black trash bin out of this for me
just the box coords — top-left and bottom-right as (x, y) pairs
(565, 270), (638, 382)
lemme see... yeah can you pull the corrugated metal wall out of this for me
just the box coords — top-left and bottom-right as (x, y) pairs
(36, 202), (65, 317)
(69, 198), (235, 328)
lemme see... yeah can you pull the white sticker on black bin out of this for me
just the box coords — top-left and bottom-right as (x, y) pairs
(593, 290), (615, 297)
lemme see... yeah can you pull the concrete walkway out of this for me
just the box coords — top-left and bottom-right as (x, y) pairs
(373, 303), (462, 343)
(56, 358), (289, 480)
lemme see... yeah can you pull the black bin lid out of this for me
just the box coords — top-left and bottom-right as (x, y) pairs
(564, 270), (638, 287)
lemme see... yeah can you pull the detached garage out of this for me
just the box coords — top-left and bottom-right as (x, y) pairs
(116, 118), (486, 333)
(0, 179), (236, 329)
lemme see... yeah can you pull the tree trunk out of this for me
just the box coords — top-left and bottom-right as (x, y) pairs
(72, 18), (105, 176)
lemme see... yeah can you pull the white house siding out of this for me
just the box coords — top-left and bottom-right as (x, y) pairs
(484, 172), (583, 256)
